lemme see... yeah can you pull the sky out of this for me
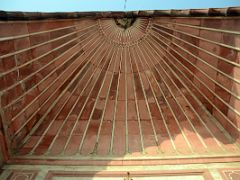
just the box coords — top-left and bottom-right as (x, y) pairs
(0, 0), (240, 12)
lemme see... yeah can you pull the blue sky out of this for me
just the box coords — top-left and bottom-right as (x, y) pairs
(0, 0), (240, 12)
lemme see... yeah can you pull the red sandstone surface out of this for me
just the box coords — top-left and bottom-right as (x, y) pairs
(0, 11), (239, 172)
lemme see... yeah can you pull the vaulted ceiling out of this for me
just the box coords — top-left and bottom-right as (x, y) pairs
(0, 10), (239, 164)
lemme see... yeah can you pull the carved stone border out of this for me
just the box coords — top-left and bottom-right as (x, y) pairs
(9, 155), (240, 166)
(6, 170), (38, 180)
(219, 168), (240, 180)
(44, 170), (213, 180)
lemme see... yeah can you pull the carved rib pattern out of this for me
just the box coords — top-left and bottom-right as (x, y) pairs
(0, 17), (239, 159)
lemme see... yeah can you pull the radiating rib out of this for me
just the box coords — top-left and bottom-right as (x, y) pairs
(1, 25), (97, 81)
(126, 26), (190, 152)
(149, 30), (240, 132)
(1, 16), (239, 160)
(0, 24), (77, 42)
(152, 24), (240, 100)
(61, 43), (114, 155)
(109, 20), (123, 41)
(90, 47), (122, 155)
(150, 32), (240, 143)
(71, 46), (118, 156)
(11, 44), (84, 139)
(128, 46), (145, 154)
(17, 34), (104, 151)
(134, 44), (178, 153)
(3, 25), (98, 112)
(0, 24), (94, 102)
(141, 38), (217, 152)
(152, 27), (240, 85)
(45, 42), (113, 155)
(11, 31), (100, 139)
(79, 47), (119, 153)
(124, 47), (129, 154)
(155, 42), (238, 150)
(109, 27), (125, 155)
(0, 24), (97, 62)
(160, 20), (240, 35)
(152, 24), (240, 68)
(8, 29), (98, 123)
(153, 30), (240, 129)
(131, 28), (161, 154)
(98, 20), (118, 40)
(146, 36), (238, 150)
(142, 44), (209, 152)
(78, 46), (118, 154)
(155, 22), (240, 52)
(26, 41), (106, 155)
(98, 18), (150, 46)
(134, 39), (195, 154)
(4, 37), (78, 109)
(128, 27), (177, 152)
(146, 34), (238, 149)
(131, 46), (162, 154)
(109, 48), (123, 155)
(27, 36), (107, 154)
(1, 27), (95, 105)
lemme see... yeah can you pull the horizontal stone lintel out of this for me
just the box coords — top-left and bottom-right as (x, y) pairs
(0, 7), (240, 21)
